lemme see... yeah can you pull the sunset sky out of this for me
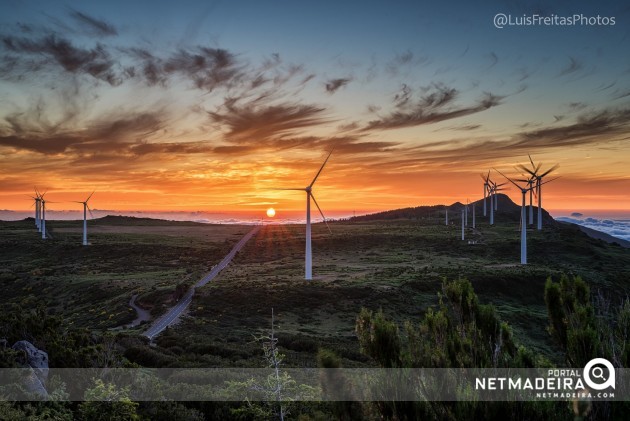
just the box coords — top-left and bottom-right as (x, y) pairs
(1, 0), (629, 217)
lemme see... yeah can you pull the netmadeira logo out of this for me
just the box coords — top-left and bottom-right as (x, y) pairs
(474, 357), (616, 399)
(583, 358), (615, 391)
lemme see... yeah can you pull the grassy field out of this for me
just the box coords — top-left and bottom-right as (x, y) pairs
(0, 216), (250, 329)
(148, 212), (630, 369)
(2, 208), (629, 370)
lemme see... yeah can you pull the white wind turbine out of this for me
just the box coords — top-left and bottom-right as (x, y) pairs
(461, 207), (465, 240)
(73, 192), (95, 246)
(481, 171), (490, 216)
(464, 199), (469, 227)
(518, 157), (559, 230)
(487, 179), (505, 225)
(496, 168), (557, 264)
(277, 150), (333, 280)
(28, 189), (42, 231)
(524, 155), (540, 225)
(40, 192), (48, 240)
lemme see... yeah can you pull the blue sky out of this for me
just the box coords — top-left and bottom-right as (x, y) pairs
(0, 0), (629, 213)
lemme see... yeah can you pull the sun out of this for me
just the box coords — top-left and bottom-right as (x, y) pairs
(266, 207), (276, 218)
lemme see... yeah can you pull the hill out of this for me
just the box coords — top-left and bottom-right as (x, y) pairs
(349, 193), (556, 225)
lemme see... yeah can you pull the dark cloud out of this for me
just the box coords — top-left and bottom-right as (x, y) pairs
(163, 47), (243, 91)
(567, 102), (587, 112)
(385, 50), (422, 76)
(436, 124), (481, 132)
(69, 10), (118, 37)
(612, 88), (630, 100)
(2, 34), (120, 85)
(516, 108), (630, 148)
(0, 110), (167, 155)
(208, 102), (327, 143)
(486, 52), (498, 69)
(364, 85), (502, 131)
(393, 84), (412, 108)
(129, 141), (214, 156)
(559, 56), (582, 77)
(325, 78), (350, 94)
(396, 107), (630, 165)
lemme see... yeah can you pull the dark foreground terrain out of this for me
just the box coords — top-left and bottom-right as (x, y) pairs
(1, 199), (628, 419)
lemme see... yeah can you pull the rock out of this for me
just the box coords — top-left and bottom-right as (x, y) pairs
(12, 340), (49, 398)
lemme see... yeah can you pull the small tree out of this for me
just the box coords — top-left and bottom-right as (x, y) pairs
(544, 274), (599, 367)
(225, 309), (317, 420)
(78, 378), (139, 421)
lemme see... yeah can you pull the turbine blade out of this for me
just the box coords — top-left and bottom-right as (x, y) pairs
(86, 190), (95, 202)
(517, 164), (536, 176)
(538, 176), (560, 187)
(309, 148), (334, 188)
(87, 204), (95, 219)
(494, 168), (522, 189)
(539, 163), (559, 178)
(310, 193), (331, 234)
(528, 154), (536, 170)
(271, 188), (306, 191)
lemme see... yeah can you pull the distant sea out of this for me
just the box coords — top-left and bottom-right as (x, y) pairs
(3, 209), (629, 242)
(0, 209), (355, 226)
(552, 210), (630, 242)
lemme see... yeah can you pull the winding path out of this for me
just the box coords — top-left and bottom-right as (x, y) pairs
(142, 225), (260, 341)
(127, 294), (151, 327)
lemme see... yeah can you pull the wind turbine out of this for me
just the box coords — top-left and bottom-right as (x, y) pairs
(525, 155), (541, 225)
(40, 192), (47, 240)
(496, 169), (531, 264)
(465, 199), (469, 227)
(496, 168), (557, 264)
(518, 157), (559, 230)
(487, 180), (505, 225)
(28, 189), (42, 231)
(481, 171), (490, 216)
(277, 150), (333, 280)
(73, 192), (95, 246)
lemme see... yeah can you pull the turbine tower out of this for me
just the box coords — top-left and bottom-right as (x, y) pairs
(461, 208), (465, 240)
(73, 192), (95, 246)
(496, 169), (532, 264)
(487, 180), (505, 225)
(29, 189), (42, 231)
(445, 208), (448, 226)
(464, 200), (468, 226)
(518, 157), (559, 230)
(496, 168), (556, 264)
(489, 183), (495, 225)
(277, 150), (333, 280)
(40, 194), (47, 240)
(481, 171), (490, 217)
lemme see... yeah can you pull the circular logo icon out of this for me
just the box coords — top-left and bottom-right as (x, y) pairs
(583, 358), (615, 390)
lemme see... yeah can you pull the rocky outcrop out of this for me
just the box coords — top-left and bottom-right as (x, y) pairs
(12, 340), (49, 398)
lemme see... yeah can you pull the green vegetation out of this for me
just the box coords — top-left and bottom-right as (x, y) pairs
(0, 217), (249, 328)
(1, 205), (629, 419)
